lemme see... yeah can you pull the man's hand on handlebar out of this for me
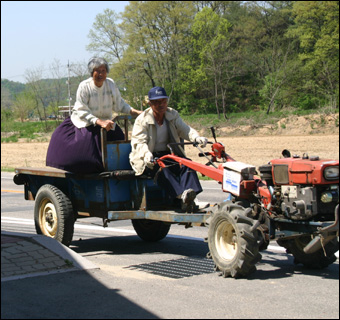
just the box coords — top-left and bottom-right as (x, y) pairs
(145, 151), (155, 168)
(195, 136), (208, 148)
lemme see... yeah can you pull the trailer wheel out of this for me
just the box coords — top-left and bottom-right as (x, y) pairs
(131, 220), (171, 242)
(277, 236), (339, 269)
(208, 202), (261, 278)
(34, 184), (75, 246)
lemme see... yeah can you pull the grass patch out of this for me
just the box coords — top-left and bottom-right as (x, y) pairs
(1, 135), (19, 143)
(1, 120), (59, 142)
(1, 167), (15, 172)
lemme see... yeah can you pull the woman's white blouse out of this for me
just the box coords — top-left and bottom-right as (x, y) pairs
(71, 77), (131, 128)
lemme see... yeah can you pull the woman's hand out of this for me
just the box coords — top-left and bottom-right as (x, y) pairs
(96, 119), (115, 131)
(130, 108), (142, 117)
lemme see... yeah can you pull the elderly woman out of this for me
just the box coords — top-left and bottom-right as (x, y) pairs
(46, 57), (141, 173)
(129, 86), (208, 212)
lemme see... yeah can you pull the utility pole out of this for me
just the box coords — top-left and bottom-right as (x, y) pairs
(67, 61), (72, 115)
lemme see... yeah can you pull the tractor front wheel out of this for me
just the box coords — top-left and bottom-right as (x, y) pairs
(208, 202), (261, 278)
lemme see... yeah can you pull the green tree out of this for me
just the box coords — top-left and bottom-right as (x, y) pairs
(184, 7), (234, 118)
(24, 66), (46, 123)
(84, 0), (338, 115)
(86, 2), (196, 107)
(234, 1), (298, 113)
(119, 1), (196, 101)
(288, 1), (339, 108)
(12, 91), (35, 122)
(87, 8), (124, 62)
(1, 86), (14, 125)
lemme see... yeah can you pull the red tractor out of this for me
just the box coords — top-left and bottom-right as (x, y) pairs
(156, 128), (339, 278)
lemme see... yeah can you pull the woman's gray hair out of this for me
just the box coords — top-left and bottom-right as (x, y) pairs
(88, 57), (110, 76)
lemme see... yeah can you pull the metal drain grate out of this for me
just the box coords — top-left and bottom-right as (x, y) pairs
(125, 257), (215, 279)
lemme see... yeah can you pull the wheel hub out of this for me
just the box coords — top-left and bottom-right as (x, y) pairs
(215, 221), (237, 261)
(45, 211), (54, 224)
(40, 201), (58, 237)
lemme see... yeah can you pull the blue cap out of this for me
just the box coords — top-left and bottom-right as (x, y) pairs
(148, 86), (169, 100)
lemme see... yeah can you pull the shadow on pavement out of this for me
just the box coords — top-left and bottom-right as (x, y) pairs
(70, 234), (209, 258)
(1, 231), (159, 319)
(250, 250), (339, 281)
(2, 268), (159, 319)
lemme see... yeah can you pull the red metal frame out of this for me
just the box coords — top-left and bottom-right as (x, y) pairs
(156, 154), (225, 183)
(155, 142), (236, 184)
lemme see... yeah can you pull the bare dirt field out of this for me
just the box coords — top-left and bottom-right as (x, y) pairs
(2, 135), (338, 171)
(1, 113), (339, 171)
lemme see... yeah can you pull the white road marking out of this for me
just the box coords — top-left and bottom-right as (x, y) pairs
(2, 217), (338, 257)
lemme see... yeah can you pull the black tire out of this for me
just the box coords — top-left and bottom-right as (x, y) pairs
(34, 184), (75, 246)
(277, 235), (339, 269)
(131, 219), (171, 242)
(234, 200), (269, 251)
(208, 202), (262, 278)
(257, 224), (270, 252)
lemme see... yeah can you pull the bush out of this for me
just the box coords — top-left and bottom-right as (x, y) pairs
(296, 95), (320, 110)
(1, 120), (58, 142)
(1, 135), (19, 143)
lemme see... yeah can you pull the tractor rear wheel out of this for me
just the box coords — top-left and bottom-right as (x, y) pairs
(208, 202), (261, 278)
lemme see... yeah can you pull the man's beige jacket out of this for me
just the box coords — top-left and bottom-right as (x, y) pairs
(129, 107), (200, 175)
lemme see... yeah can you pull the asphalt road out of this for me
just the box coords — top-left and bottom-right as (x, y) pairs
(1, 171), (339, 319)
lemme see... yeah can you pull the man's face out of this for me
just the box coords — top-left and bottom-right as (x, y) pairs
(93, 65), (107, 87)
(149, 98), (168, 116)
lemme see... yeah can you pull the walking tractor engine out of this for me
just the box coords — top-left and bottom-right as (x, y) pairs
(259, 154), (339, 222)
(253, 152), (339, 271)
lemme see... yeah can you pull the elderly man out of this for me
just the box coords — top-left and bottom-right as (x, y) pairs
(129, 86), (208, 212)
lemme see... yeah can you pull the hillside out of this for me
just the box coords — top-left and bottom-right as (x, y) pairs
(213, 113), (339, 137)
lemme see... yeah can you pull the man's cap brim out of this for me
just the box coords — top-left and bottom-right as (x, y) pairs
(149, 96), (168, 100)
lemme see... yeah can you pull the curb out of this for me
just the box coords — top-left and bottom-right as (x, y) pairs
(1, 231), (99, 282)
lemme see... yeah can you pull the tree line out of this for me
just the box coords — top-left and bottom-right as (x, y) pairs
(1, 1), (338, 125)
(89, 1), (339, 118)
(1, 60), (88, 126)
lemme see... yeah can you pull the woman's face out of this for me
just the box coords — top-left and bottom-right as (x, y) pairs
(93, 65), (107, 87)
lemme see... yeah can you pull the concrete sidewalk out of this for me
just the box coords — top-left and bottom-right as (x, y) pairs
(1, 231), (98, 282)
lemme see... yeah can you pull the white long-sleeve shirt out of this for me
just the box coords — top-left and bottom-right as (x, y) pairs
(71, 77), (132, 128)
